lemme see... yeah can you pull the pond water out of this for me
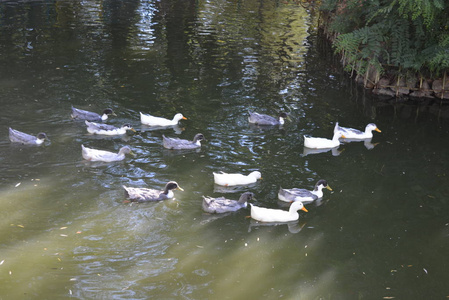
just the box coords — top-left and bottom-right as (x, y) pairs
(1, 0), (449, 299)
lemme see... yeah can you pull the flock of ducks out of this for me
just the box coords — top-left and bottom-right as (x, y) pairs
(8, 106), (381, 223)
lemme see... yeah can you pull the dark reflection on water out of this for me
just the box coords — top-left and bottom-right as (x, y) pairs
(1, 0), (449, 299)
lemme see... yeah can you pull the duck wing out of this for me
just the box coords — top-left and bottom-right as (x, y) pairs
(283, 188), (317, 203)
(72, 107), (101, 121)
(202, 196), (243, 213)
(248, 112), (278, 125)
(250, 205), (294, 223)
(163, 136), (197, 150)
(140, 112), (173, 126)
(85, 121), (117, 133)
(123, 186), (164, 202)
(9, 128), (36, 144)
(82, 145), (121, 162)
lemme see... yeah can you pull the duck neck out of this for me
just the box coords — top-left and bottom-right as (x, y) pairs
(364, 129), (373, 138)
(332, 133), (341, 142)
(312, 186), (323, 197)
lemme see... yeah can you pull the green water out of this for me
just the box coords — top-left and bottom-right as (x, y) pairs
(1, 0), (448, 299)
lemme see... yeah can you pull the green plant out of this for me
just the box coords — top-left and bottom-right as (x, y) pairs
(321, 0), (449, 78)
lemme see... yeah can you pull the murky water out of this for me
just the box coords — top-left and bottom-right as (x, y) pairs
(1, 0), (449, 299)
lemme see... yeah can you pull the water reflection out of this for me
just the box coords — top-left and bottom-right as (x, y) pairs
(302, 146), (343, 156)
(340, 137), (378, 150)
(213, 183), (257, 194)
(140, 124), (185, 135)
(248, 219), (306, 234)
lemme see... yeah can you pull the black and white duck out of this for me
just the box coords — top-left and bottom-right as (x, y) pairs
(71, 106), (116, 122)
(278, 179), (332, 204)
(123, 181), (184, 202)
(202, 192), (255, 214)
(85, 120), (136, 135)
(9, 127), (48, 145)
(162, 133), (205, 150)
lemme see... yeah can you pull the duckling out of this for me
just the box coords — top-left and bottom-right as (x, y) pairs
(162, 133), (205, 150)
(140, 112), (187, 126)
(9, 128), (48, 145)
(81, 145), (133, 162)
(85, 120), (136, 135)
(278, 179), (332, 204)
(213, 171), (262, 186)
(250, 201), (308, 223)
(248, 112), (288, 125)
(202, 192), (255, 214)
(71, 106), (116, 122)
(336, 123), (381, 140)
(123, 181), (184, 202)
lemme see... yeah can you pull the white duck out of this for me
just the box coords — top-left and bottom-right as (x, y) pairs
(213, 171), (262, 186)
(335, 123), (381, 139)
(304, 123), (346, 149)
(250, 201), (308, 223)
(140, 112), (187, 126)
(278, 179), (332, 204)
(81, 145), (133, 162)
(85, 121), (136, 135)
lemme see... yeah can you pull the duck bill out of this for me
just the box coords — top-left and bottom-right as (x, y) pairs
(326, 185), (333, 191)
(341, 134), (346, 138)
(177, 186), (185, 191)
(375, 128), (381, 133)
(182, 117), (188, 120)
(130, 128), (137, 132)
(301, 207), (308, 212)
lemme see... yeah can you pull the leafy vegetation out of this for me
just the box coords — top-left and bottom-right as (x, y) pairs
(320, 0), (449, 79)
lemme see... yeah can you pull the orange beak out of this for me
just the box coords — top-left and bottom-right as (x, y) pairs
(301, 207), (308, 212)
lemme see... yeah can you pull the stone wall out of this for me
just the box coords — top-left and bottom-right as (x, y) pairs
(356, 71), (449, 100)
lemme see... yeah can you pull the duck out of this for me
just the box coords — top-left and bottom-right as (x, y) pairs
(278, 179), (332, 204)
(85, 120), (136, 135)
(81, 145), (133, 162)
(123, 181), (184, 202)
(202, 192), (255, 214)
(9, 128), (48, 145)
(248, 111), (288, 125)
(140, 112), (187, 126)
(250, 201), (308, 223)
(71, 106), (116, 122)
(162, 133), (205, 150)
(213, 171), (262, 186)
(335, 123), (381, 140)
(304, 123), (346, 149)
